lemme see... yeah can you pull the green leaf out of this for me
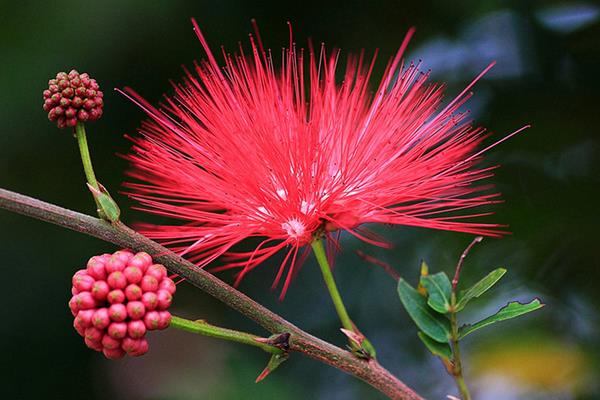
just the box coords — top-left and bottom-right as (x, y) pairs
(397, 278), (451, 343)
(458, 299), (544, 339)
(417, 332), (452, 361)
(455, 268), (507, 312)
(420, 272), (452, 313)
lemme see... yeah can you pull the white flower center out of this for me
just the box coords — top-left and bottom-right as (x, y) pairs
(282, 218), (306, 240)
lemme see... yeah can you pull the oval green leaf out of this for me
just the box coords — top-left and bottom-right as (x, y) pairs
(420, 272), (452, 314)
(417, 331), (452, 361)
(455, 268), (507, 312)
(397, 278), (451, 343)
(458, 298), (544, 339)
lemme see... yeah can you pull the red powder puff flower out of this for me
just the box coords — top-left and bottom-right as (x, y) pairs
(120, 20), (526, 296)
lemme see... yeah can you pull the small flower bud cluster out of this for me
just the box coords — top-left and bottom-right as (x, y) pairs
(69, 250), (176, 359)
(43, 70), (104, 129)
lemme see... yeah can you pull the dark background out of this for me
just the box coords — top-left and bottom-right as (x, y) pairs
(1, 1), (598, 399)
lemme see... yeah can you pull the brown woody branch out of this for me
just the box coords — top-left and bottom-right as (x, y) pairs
(0, 188), (423, 400)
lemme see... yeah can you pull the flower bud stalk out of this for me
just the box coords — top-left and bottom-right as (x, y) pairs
(169, 315), (284, 356)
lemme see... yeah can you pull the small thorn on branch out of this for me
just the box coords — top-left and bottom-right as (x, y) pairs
(340, 328), (365, 348)
(255, 352), (289, 383)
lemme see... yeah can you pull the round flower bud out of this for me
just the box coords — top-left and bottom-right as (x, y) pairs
(89, 108), (103, 120)
(72, 273), (95, 292)
(140, 275), (158, 292)
(156, 290), (172, 310)
(85, 337), (103, 351)
(104, 348), (127, 362)
(68, 297), (80, 316)
(91, 281), (110, 301)
(43, 69), (104, 129)
(144, 311), (160, 331)
(128, 253), (152, 271)
(146, 264), (167, 281)
(129, 338), (149, 357)
(123, 266), (143, 284)
(83, 99), (95, 110)
(136, 252), (153, 265)
(62, 87), (74, 98)
(84, 327), (104, 343)
(108, 322), (128, 339)
(128, 320), (146, 339)
(86, 257), (107, 280)
(107, 271), (127, 290)
(92, 308), (110, 330)
(157, 311), (172, 330)
(77, 309), (95, 327)
(158, 278), (176, 295)
(105, 257), (126, 274)
(107, 289), (125, 304)
(127, 301), (145, 320)
(73, 314), (90, 333)
(101, 334), (121, 350)
(70, 249), (176, 359)
(73, 319), (86, 336)
(141, 292), (158, 311)
(122, 337), (142, 354)
(67, 116), (78, 127)
(65, 107), (76, 118)
(113, 250), (134, 263)
(108, 303), (127, 322)
(74, 292), (96, 310)
(125, 284), (142, 301)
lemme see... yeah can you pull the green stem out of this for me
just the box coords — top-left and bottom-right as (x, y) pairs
(169, 315), (284, 355)
(310, 238), (376, 358)
(75, 122), (104, 218)
(74, 122), (120, 222)
(75, 122), (99, 190)
(311, 238), (354, 332)
(450, 294), (471, 400)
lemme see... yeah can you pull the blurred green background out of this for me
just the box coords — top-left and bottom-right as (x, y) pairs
(1, 1), (599, 399)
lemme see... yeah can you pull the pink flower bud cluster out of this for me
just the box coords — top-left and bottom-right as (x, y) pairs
(43, 69), (104, 128)
(69, 250), (176, 359)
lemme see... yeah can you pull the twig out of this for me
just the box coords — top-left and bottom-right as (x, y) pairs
(448, 237), (483, 399)
(452, 236), (483, 291)
(0, 187), (423, 400)
(449, 307), (471, 400)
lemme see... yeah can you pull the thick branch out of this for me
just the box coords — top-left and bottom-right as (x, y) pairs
(0, 188), (423, 400)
